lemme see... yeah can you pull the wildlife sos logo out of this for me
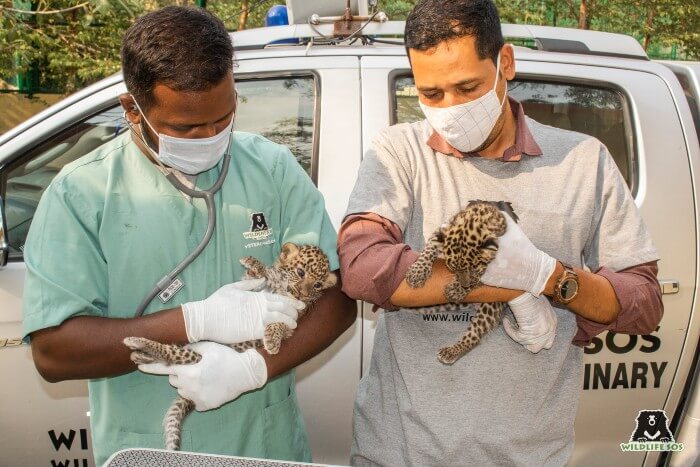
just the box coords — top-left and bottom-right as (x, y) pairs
(243, 212), (275, 249)
(620, 410), (684, 452)
(250, 212), (269, 232)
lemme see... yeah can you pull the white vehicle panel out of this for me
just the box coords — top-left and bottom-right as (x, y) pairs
(233, 55), (363, 465)
(358, 54), (698, 466)
(0, 39), (698, 467)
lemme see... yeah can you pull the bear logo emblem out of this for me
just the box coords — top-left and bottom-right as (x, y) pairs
(629, 410), (674, 443)
(251, 212), (269, 232)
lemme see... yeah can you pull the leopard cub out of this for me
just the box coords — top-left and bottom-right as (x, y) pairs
(123, 242), (336, 451)
(406, 200), (517, 365)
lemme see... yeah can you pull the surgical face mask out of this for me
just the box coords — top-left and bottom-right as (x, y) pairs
(419, 53), (507, 153)
(132, 99), (234, 175)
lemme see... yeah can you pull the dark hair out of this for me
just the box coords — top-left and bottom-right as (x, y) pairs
(121, 6), (233, 109)
(405, 0), (504, 63)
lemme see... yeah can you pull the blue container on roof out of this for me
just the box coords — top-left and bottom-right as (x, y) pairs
(265, 5), (299, 44)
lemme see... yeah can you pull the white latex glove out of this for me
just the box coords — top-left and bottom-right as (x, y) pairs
(503, 292), (557, 353)
(139, 341), (267, 411)
(480, 213), (557, 296)
(182, 279), (305, 344)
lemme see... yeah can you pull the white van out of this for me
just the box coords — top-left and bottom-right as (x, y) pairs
(0, 19), (698, 467)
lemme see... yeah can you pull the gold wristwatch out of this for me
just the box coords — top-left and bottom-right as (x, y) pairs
(553, 263), (579, 304)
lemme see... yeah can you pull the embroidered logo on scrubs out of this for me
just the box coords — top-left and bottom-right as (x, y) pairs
(620, 410), (683, 452)
(243, 212), (274, 244)
(250, 212), (269, 232)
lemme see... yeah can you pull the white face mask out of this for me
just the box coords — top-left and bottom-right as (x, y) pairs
(132, 99), (234, 175)
(419, 52), (507, 153)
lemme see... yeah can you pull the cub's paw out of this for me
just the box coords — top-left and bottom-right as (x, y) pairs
(263, 322), (288, 355)
(239, 257), (262, 278)
(239, 256), (256, 268)
(123, 336), (153, 351)
(405, 265), (430, 289)
(444, 281), (467, 304)
(124, 337), (158, 364)
(437, 346), (462, 365)
(263, 335), (282, 355)
(130, 350), (157, 365)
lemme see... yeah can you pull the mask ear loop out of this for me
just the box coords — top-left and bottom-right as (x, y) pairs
(122, 100), (170, 172)
(493, 52), (508, 108)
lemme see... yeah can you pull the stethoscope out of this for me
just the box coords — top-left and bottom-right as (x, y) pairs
(123, 112), (232, 317)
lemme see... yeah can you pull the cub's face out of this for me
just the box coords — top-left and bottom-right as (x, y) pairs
(278, 243), (337, 303)
(441, 201), (507, 274)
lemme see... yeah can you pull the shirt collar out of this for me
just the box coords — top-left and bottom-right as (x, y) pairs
(425, 97), (543, 161)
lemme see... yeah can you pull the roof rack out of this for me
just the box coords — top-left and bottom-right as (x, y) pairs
(231, 21), (405, 50)
(502, 24), (648, 60)
(231, 21), (648, 60)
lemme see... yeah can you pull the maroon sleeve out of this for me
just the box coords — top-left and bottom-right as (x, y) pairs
(572, 262), (663, 346)
(337, 213), (419, 310)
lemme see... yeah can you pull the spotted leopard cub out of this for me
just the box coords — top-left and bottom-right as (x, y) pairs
(406, 200), (517, 365)
(123, 243), (336, 451)
(237, 243), (338, 354)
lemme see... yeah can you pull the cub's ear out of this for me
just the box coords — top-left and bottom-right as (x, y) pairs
(496, 201), (519, 223)
(280, 242), (299, 261)
(325, 272), (338, 288)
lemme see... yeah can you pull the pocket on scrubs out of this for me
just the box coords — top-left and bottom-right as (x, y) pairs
(262, 388), (311, 462)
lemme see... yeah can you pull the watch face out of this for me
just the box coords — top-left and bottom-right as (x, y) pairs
(561, 278), (579, 300)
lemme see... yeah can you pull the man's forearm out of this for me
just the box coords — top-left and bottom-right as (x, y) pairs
(542, 261), (621, 324)
(30, 308), (188, 382)
(261, 277), (357, 379)
(390, 259), (522, 308)
(391, 259), (621, 324)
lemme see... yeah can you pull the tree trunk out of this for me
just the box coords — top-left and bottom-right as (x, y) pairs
(239, 0), (249, 31)
(578, 0), (588, 29)
(643, 7), (655, 50)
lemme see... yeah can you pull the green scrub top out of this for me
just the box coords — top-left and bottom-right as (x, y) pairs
(22, 131), (340, 466)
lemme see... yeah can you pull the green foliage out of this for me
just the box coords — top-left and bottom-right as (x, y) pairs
(1, 0), (141, 93)
(495, 0), (700, 59)
(0, 0), (282, 93)
(0, 0), (697, 95)
(381, 0), (699, 59)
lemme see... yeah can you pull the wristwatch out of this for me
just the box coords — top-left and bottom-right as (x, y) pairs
(553, 263), (579, 304)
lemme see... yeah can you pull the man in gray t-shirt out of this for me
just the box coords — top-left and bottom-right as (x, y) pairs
(337, 0), (663, 465)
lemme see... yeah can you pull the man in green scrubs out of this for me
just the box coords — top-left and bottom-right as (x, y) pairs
(22, 6), (356, 466)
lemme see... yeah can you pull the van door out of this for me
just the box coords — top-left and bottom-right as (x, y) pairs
(359, 53), (698, 467)
(0, 83), (125, 467)
(0, 55), (363, 466)
(222, 54), (363, 465)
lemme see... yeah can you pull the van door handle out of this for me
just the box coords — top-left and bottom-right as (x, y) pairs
(659, 280), (679, 295)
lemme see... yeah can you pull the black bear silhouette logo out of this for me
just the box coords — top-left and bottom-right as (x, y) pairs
(251, 212), (269, 232)
(630, 410), (674, 443)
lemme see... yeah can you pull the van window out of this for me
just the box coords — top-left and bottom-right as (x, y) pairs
(234, 76), (317, 176)
(2, 75), (317, 261)
(393, 76), (635, 191)
(4, 107), (126, 260)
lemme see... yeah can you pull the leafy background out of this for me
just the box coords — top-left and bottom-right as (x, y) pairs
(0, 0), (698, 97)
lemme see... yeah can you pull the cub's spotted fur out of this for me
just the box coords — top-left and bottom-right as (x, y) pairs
(124, 243), (336, 450)
(406, 200), (517, 365)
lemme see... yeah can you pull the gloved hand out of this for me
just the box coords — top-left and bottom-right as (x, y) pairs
(139, 341), (267, 411)
(480, 213), (557, 296)
(503, 292), (557, 353)
(182, 278), (305, 344)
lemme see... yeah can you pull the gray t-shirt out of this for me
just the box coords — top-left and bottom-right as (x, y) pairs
(345, 118), (658, 466)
